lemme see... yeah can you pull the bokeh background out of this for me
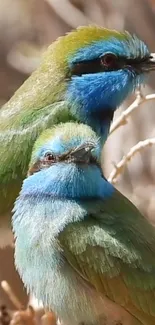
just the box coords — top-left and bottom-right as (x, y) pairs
(1, 0), (155, 321)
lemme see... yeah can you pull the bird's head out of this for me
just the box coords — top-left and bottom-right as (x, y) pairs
(29, 122), (100, 173)
(45, 25), (155, 140)
(20, 122), (113, 199)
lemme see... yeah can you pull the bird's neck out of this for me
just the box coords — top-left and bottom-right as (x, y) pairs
(68, 103), (113, 143)
(19, 164), (114, 201)
(13, 164), (114, 236)
(65, 71), (138, 140)
(85, 109), (114, 143)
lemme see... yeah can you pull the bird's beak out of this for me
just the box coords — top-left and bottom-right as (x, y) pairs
(69, 142), (95, 163)
(141, 53), (155, 72)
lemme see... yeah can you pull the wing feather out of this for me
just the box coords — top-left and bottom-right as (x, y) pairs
(59, 190), (155, 317)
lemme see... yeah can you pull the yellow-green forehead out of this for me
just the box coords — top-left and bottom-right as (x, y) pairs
(47, 25), (128, 61)
(30, 123), (100, 166)
(57, 122), (98, 142)
(32, 123), (97, 157)
(35, 122), (97, 147)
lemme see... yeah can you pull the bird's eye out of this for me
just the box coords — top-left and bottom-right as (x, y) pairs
(101, 53), (118, 69)
(43, 152), (56, 162)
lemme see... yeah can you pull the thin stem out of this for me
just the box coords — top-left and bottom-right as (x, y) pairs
(108, 138), (155, 184)
(110, 92), (155, 134)
(1, 281), (23, 310)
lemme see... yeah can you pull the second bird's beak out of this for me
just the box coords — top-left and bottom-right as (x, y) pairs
(141, 53), (155, 72)
(69, 142), (95, 163)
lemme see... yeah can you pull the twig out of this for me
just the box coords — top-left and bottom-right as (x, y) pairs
(41, 312), (57, 325)
(1, 281), (23, 310)
(45, 0), (92, 28)
(108, 138), (155, 184)
(110, 92), (155, 134)
(0, 305), (11, 325)
(7, 42), (44, 75)
(10, 306), (36, 325)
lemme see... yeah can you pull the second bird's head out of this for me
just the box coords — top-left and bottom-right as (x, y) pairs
(44, 25), (155, 139)
(20, 122), (113, 200)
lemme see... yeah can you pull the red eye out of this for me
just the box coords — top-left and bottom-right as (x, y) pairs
(101, 53), (117, 68)
(44, 152), (56, 162)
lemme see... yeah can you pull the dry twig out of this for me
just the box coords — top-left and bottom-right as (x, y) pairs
(108, 138), (155, 184)
(7, 42), (44, 74)
(10, 306), (36, 325)
(41, 312), (57, 325)
(1, 281), (23, 310)
(45, 0), (91, 28)
(1, 281), (57, 325)
(0, 305), (11, 325)
(110, 92), (155, 134)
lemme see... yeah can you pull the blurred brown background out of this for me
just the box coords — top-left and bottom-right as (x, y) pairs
(1, 0), (155, 314)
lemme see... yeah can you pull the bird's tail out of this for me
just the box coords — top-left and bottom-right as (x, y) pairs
(125, 302), (155, 325)
(95, 296), (143, 325)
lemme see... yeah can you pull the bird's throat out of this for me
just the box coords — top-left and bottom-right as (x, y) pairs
(91, 108), (114, 122)
(88, 108), (114, 142)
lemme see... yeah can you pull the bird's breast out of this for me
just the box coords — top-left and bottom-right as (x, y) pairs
(13, 198), (105, 325)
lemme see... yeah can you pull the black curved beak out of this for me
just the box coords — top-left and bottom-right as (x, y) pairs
(69, 142), (95, 163)
(126, 53), (155, 73)
(141, 53), (155, 72)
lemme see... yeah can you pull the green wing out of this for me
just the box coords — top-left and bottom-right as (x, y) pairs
(0, 47), (75, 215)
(0, 101), (74, 215)
(59, 190), (155, 321)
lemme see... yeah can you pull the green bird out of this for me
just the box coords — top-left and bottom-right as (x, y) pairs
(1, 25), (155, 246)
(13, 122), (155, 325)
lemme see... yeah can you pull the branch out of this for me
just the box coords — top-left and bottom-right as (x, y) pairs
(41, 312), (57, 325)
(1, 281), (23, 310)
(108, 138), (155, 184)
(10, 307), (37, 325)
(45, 0), (92, 28)
(110, 92), (155, 134)
(7, 42), (44, 74)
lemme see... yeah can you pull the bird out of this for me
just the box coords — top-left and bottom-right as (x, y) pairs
(13, 122), (155, 325)
(1, 25), (155, 246)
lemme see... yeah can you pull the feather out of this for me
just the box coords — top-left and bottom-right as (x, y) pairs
(58, 189), (155, 324)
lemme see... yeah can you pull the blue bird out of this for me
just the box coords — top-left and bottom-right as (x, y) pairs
(1, 25), (155, 247)
(13, 122), (155, 325)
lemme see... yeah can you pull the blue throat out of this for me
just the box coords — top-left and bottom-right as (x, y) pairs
(20, 163), (114, 200)
(65, 38), (148, 141)
(66, 70), (143, 141)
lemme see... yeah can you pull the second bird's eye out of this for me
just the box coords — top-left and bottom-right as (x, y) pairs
(100, 53), (118, 69)
(44, 152), (56, 162)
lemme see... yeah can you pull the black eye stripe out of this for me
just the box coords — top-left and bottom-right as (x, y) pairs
(71, 55), (150, 76)
(71, 58), (102, 76)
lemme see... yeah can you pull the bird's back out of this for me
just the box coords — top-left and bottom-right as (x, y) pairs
(58, 191), (155, 325)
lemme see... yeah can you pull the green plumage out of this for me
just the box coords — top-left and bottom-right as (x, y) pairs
(12, 122), (155, 324)
(0, 102), (74, 215)
(1, 24), (155, 253)
(0, 25), (110, 216)
(0, 25), (151, 219)
(59, 190), (155, 325)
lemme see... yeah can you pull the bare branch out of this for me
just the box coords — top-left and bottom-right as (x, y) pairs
(110, 92), (155, 135)
(41, 312), (57, 325)
(1, 281), (23, 310)
(10, 306), (37, 325)
(7, 42), (44, 74)
(45, 0), (92, 28)
(108, 138), (155, 184)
